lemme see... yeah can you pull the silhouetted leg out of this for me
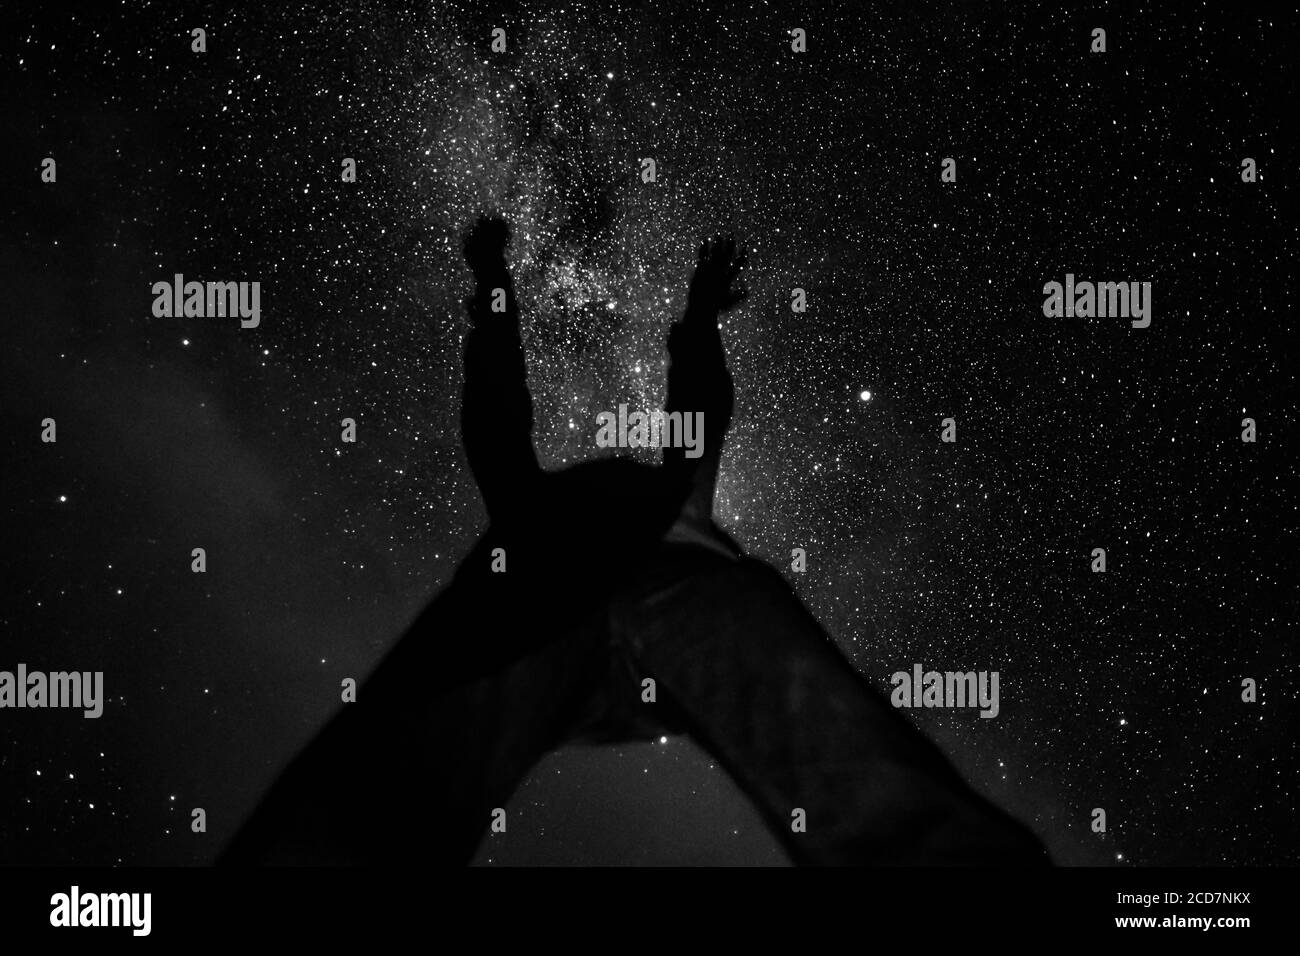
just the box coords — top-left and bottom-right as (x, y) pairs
(612, 546), (1049, 866)
(419, 614), (610, 863)
(219, 598), (608, 866)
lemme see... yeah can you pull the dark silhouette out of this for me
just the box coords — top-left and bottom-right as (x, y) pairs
(221, 217), (1049, 866)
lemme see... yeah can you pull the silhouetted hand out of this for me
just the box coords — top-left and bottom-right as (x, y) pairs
(464, 215), (511, 283)
(686, 236), (747, 315)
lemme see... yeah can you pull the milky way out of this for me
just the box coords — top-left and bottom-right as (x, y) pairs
(2, 1), (1292, 866)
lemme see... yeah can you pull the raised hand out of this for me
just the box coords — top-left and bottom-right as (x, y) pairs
(686, 236), (747, 316)
(458, 214), (539, 520)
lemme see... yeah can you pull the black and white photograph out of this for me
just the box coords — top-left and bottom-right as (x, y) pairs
(1, 0), (1292, 940)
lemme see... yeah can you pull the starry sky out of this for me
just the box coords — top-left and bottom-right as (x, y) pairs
(2, 1), (1294, 866)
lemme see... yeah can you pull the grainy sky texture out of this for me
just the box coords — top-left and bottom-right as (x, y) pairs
(2, 1), (1294, 866)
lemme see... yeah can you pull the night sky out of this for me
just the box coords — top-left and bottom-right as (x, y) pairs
(2, 1), (1294, 867)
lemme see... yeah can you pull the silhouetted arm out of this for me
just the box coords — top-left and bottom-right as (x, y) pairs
(664, 237), (745, 521)
(461, 216), (540, 521)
